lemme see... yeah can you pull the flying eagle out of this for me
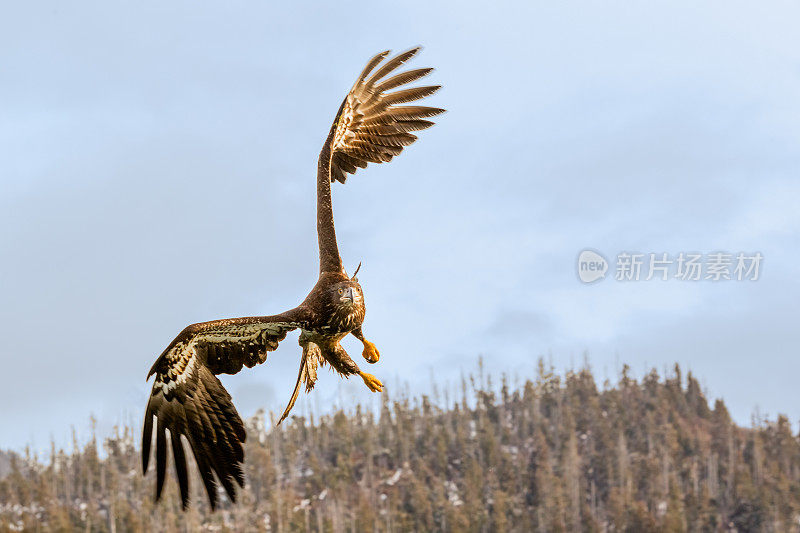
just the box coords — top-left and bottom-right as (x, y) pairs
(141, 48), (443, 510)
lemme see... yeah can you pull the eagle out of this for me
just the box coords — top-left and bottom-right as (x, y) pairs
(141, 48), (443, 510)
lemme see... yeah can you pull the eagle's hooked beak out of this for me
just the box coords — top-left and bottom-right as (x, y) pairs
(344, 287), (356, 302)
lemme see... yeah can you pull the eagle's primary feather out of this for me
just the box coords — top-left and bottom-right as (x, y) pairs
(142, 48), (442, 510)
(142, 315), (301, 509)
(329, 47), (443, 184)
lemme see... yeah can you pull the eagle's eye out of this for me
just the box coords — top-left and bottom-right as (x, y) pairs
(338, 288), (343, 294)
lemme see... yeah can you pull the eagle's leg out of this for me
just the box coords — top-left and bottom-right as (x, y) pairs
(351, 327), (380, 364)
(326, 342), (383, 393)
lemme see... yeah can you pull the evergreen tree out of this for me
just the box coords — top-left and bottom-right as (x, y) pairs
(2, 363), (800, 532)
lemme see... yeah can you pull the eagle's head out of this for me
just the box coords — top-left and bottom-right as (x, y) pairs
(330, 280), (363, 310)
(333, 261), (364, 310)
(325, 279), (365, 332)
(322, 263), (366, 332)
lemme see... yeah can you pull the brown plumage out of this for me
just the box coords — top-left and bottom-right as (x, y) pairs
(142, 47), (443, 510)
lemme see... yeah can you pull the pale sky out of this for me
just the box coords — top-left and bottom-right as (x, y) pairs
(2, 1), (799, 450)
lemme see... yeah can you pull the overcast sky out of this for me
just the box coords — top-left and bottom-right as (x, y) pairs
(2, 1), (799, 451)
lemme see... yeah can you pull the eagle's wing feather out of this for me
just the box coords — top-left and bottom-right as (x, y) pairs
(328, 47), (443, 184)
(142, 314), (301, 510)
(315, 47), (442, 273)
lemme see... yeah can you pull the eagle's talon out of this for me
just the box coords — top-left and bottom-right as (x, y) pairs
(359, 371), (383, 392)
(362, 340), (380, 364)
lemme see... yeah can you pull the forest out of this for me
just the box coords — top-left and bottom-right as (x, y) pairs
(1, 361), (799, 532)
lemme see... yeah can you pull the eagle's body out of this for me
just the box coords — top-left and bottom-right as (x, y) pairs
(142, 48), (442, 510)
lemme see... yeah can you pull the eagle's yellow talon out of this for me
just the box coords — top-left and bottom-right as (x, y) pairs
(359, 371), (383, 392)
(362, 340), (380, 363)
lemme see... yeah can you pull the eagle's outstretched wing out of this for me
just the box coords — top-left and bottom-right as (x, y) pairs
(328, 47), (444, 184)
(316, 47), (443, 273)
(142, 313), (302, 510)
